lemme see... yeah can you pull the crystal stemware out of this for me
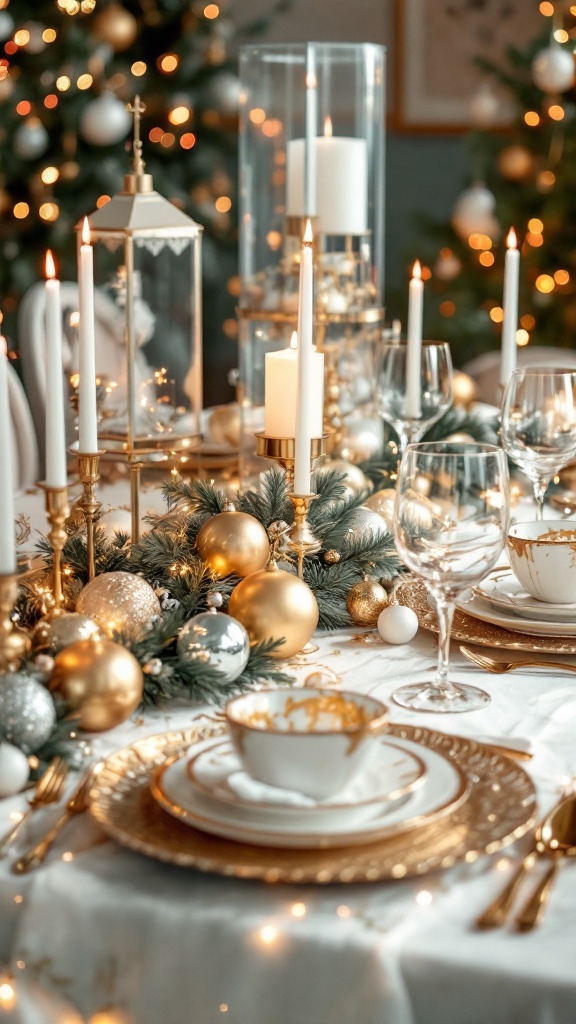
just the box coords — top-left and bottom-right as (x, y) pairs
(375, 340), (453, 455)
(500, 367), (576, 521)
(392, 441), (509, 713)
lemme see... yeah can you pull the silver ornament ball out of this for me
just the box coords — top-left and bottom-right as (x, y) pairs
(14, 118), (49, 160)
(345, 506), (390, 547)
(80, 93), (131, 146)
(33, 612), (100, 654)
(532, 45), (574, 94)
(177, 611), (250, 684)
(0, 672), (56, 753)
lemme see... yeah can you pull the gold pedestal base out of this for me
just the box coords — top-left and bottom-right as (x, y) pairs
(0, 573), (30, 672)
(39, 483), (69, 619)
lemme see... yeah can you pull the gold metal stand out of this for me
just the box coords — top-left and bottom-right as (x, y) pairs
(0, 573), (30, 672)
(286, 493), (321, 579)
(255, 433), (328, 490)
(128, 456), (145, 545)
(75, 449), (105, 581)
(40, 485), (69, 618)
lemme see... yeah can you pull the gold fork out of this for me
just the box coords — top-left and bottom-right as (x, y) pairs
(0, 757), (69, 857)
(459, 646), (576, 676)
(12, 762), (102, 874)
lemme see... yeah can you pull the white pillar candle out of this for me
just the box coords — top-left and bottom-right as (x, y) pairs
(44, 251), (68, 488)
(287, 121), (368, 236)
(304, 45), (317, 218)
(78, 218), (98, 452)
(500, 227), (520, 390)
(406, 260), (424, 419)
(264, 332), (299, 437)
(0, 335), (16, 573)
(294, 221), (324, 494)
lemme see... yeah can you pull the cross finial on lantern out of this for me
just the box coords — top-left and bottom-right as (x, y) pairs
(127, 95), (146, 176)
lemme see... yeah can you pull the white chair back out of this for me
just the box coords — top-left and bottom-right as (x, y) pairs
(462, 347), (576, 404)
(7, 361), (39, 490)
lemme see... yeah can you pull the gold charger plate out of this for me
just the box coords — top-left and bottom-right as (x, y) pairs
(398, 577), (576, 656)
(87, 715), (536, 884)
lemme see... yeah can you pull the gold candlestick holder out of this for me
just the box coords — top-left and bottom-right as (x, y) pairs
(0, 573), (30, 672)
(286, 493), (321, 579)
(39, 484), (69, 619)
(255, 433), (328, 490)
(73, 449), (106, 581)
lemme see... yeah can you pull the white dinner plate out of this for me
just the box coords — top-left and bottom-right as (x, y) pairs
(476, 570), (576, 622)
(151, 737), (469, 849)
(456, 590), (576, 637)
(184, 737), (427, 829)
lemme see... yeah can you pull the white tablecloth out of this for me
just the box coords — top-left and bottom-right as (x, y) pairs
(1, 485), (576, 1023)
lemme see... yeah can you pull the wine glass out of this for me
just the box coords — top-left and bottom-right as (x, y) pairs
(501, 367), (576, 520)
(375, 340), (453, 455)
(392, 441), (509, 713)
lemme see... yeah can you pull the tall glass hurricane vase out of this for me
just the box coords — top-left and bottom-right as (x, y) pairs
(500, 367), (576, 521)
(375, 341), (453, 455)
(393, 442), (509, 713)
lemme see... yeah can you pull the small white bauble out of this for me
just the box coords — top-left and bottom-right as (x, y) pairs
(0, 11), (14, 41)
(338, 417), (383, 464)
(80, 93), (131, 146)
(99, 508), (133, 540)
(13, 118), (49, 160)
(0, 742), (30, 798)
(377, 605), (419, 645)
(532, 45), (574, 94)
(203, 71), (240, 114)
(434, 253), (462, 282)
(468, 83), (500, 128)
(329, 459), (370, 496)
(451, 182), (500, 241)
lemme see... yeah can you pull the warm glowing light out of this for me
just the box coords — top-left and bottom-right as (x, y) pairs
(538, 170), (556, 188)
(439, 300), (456, 317)
(479, 251), (495, 267)
(13, 202), (29, 219)
(524, 111), (540, 127)
(15, 100), (30, 116)
(96, 194), (111, 208)
(4, 41), (17, 55)
(56, 75), (71, 91)
(416, 890), (433, 907)
(259, 924), (278, 945)
(160, 131), (175, 147)
(39, 202), (59, 222)
(324, 114), (333, 138)
(82, 0), (96, 9)
(506, 227), (517, 249)
(45, 249), (56, 279)
(262, 118), (282, 137)
(554, 269), (570, 285)
(528, 218), (543, 233)
(290, 331), (298, 350)
(421, 265), (432, 280)
(169, 105), (190, 125)
(412, 259), (421, 280)
(489, 306), (504, 323)
(336, 905), (351, 918)
(526, 232), (543, 247)
(222, 318), (237, 338)
(520, 314), (536, 329)
(266, 229), (282, 250)
(536, 274), (555, 293)
(249, 107), (266, 125)
(291, 902), (307, 918)
(14, 29), (30, 46)
(516, 329), (530, 346)
(539, 0), (554, 12)
(554, 28), (569, 43)
(149, 126), (163, 143)
(159, 54), (178, 73)
(44, 94), (58, 109)
(43, 28), (57, 42)
(204, 3), (220, 16)
(0, 980), (16, 1011)
(82, 217), (91, 245)
(439, 247), (453, 259)
(14, 894), (23, 904)
(180, 132), (196, 149)
(548, 104), (565, 121)
(303, 218), (313, 244)
(77, 73), (92, 90)
(131, 61), (147, 76)
(215, 196), (232, 213)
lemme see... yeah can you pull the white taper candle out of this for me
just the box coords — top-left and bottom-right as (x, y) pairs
(44, 250), (68, 488)
(500, 227), (520, 390)
(0, 333), (16, 573)
(78, 217), (98, 452)
(406, 260), (424, 419)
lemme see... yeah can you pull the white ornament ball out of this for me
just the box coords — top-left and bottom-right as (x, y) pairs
(204, 72), (240, 114)
(80, 93), (131, 146)
(329, 459), (370, 496)
(377, 605), (419, 645)
(339, 418), (383, 464)
(532, 45), (574, 94)
(13, 118), (49, 160)
(0, 742), (30, 798)
(99, 508), (134, 540)
(0, 11), (14, 41)
(469, 83), (500, 128)
(346, 506), (389, 546)
(452, 183), (500, 241)
(434, 253), (462, 282)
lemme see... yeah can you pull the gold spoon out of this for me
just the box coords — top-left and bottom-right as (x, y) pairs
(459, 646), (576, 676)
(515, 793), (576, 931)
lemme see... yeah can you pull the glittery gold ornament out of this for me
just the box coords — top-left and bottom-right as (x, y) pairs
(364, 488), (397, 531)
(346, 580), (388, 626)
(228, 561), (318, 658)
(92, 4), (138, 50)
(452, 371), (479, 410)
(196, 509), (270, 578)
(32, 612), (100, 654)
(49, 636), (143, 732)
(76, 572), (161, 643)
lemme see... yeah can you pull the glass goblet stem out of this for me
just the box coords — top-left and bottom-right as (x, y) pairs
(533, 477), (549, 522)
(432, 592), (461, 700)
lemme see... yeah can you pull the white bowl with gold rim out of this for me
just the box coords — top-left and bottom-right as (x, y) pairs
(224, 687), (389, 800)
(507, 520), (576, 604)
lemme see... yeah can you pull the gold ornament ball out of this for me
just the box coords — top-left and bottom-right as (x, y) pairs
(346, 580), (389, 626)
(49, 636), (143, 732)
(92, 4), (138, 50)
(228, 562), (318, 658)
(444, 432), (476, 444)
(329, 459), (370, 495)
(196, 510), (270, 578)
(497, 145), (533, 182)
(207, 404), (241, 447)
(364, 488), (397, 531)
(32, 612), (100, 654)
(452, 371), (479, 410)
(76, 572), (161, 643)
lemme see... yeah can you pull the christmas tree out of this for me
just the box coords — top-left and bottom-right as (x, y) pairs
(0, 0), (286, 403)
(416, 2), (576, 370)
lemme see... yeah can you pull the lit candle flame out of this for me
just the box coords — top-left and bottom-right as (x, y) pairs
(412, 259), (422, 280)
(290, 330), (298, 350)
(324, 115), (333, 138)
(45, 249), (56, 280)
(82, 216), (91, 245)
(507, 227), (517, 249)
(303, 218), (313, 244)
